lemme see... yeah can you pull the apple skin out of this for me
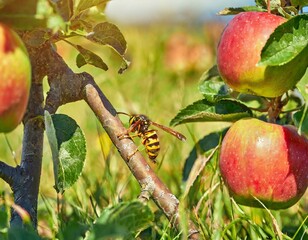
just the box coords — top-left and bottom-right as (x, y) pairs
(0, 23), (31, 133)
(219, 118), (308, 209)
(217, 12), (308, 98)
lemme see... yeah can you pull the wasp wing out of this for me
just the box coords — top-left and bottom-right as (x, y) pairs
(151, 121), (186, 141)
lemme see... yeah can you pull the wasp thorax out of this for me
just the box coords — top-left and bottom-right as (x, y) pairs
(130, 114), (151, 133)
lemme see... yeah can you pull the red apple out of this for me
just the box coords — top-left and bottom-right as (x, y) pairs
(0, 23), (31, 133)
(219, 118), (308, 209)
(217, 12), (308, 98)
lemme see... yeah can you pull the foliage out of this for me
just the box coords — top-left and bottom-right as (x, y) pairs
(219, 0), (308, 16)
(45, 112), (86, 194)
(85, 201), (154, 240)
(259, 14), (308, 66)
(0, 0), (129, 73)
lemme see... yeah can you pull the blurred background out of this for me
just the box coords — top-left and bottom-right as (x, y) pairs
(105, 0), (255, 24)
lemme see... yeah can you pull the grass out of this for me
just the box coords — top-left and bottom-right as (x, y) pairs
(0, 23), (307, 239)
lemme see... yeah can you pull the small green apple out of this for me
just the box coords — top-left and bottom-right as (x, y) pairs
(0, 23), (31, 132)
(219, 118), (308, 209)
(217, 12), (308, 98)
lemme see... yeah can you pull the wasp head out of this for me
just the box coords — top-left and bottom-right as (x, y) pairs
(129, 114), (151, 133)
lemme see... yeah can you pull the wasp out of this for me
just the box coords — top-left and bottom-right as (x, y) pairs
(117, 112), (186, 162)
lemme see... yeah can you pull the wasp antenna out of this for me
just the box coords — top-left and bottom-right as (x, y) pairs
(117, 112), (131, 117)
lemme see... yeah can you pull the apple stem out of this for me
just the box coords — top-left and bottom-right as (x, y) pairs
(267, 0), (271, 13)
(268, 96), (284, 123)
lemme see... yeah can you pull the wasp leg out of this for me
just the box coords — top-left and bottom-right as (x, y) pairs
(127, 144), (147, 161)
(117, 133), (131, 140)
(118, 132), (140, 140)
(127, 148), (138, 160)
(117, 133), (139, 160)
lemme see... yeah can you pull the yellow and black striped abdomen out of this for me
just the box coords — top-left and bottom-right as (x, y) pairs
(141, 130), (160, 161)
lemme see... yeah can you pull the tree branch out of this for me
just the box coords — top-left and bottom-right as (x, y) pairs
(82, 78), (200, 239)
(0, 161), (17, 186)
(44, 45), (84, 113)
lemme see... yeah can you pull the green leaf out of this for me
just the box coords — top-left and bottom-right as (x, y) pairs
(44, 111), (60, 192)
(8, 227), (41, 240)
(277, 6), (299, 18)
(255, 0), (284, 8)
(291, 69), (308, 134)
(117, 59), (130, 74)
(199, 65), (221, 82)
(53, 114), (86, 193)
(45, 112), (86, 194)
(291, 0), (308, 7)
(76, 45), (108, 70)
(199, 80), (230, 103)
(87, 22), (127, 55)
(183, 131), (226, 182)
(170, 99), (252, 126)
(86, 22), (130, 73)
(49, 0), (73, 21)
(237, 93), (268, 110)
(255, 0), (264, 7)
(75, 0), (109, 14)
(61, 220), (89, 240)
(259, 15), (308, 66)
(293, 105), (308, 136)
(22, 29), (50, 47)
(76, 54), (87, 68)
(86, 201), (154, 240)
(218, 6), (264, 15)
(198, 65), (230, 102)
(0, 206), (8, 230)
(268, 0), (282, 8)
(297, 69), (308, 101)
(69, 3), (108, 32)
